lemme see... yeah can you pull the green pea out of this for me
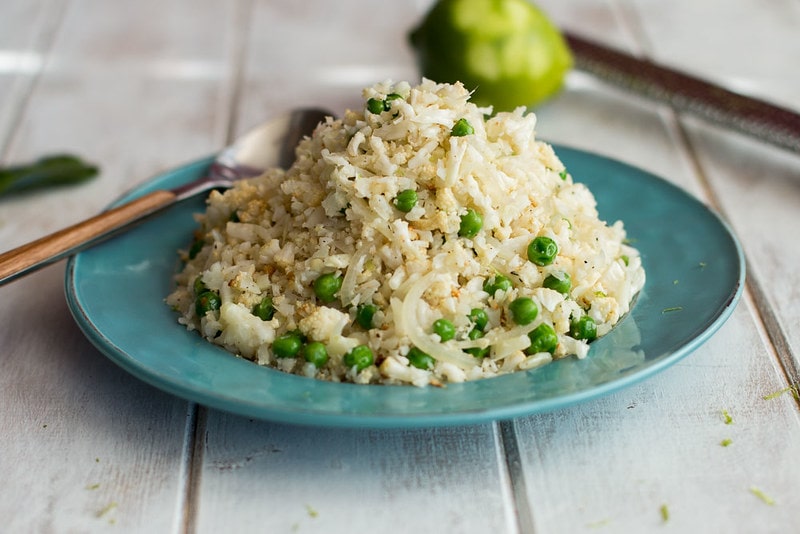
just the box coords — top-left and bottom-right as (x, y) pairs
(508, 297), (539, 325)
(394, 189), (418, 213)
(458, 208), (483, 238)
(252, 295), (275, 321)
(313, 272), (342, 304)
(432, 318), (456, 342)
(451, 118), (475, 137)
(188, 239), (204, 259)
(465, 328), (490, 358)
(272, 332), (303, 359)
(469, 348), (490, 360)
(483, 274), (513, 296)
(570, 316), (597, 341)
(193, 276), (207, 295)
(301, 341), (329, 367)
(468, 308), (489, 331)
(366, 97), (384, 114)
(356, 303), (377, 329)
(467, 327), (483, 341)
(384, 93), (403, 109)
(527, 236), (558, 266)
(526, 323), (558, 355)
(195, 291), (221, 317)
(543, 271), (571, 295)
(407, 347), (435, 370)
(294, 329), (309, 343)
(344, 345), (375, 371)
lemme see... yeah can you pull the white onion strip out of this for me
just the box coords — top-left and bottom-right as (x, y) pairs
(340, 249), (367, 306)
(401, 272), (476, 369)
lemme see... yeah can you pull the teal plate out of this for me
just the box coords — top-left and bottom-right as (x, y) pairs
(65, 147), (745, 428)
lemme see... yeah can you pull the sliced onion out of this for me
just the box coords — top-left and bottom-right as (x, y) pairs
(401, 272), (476, 369)
(340, 249), (366, 305)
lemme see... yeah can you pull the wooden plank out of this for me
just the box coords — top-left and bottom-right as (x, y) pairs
(190, 2), (515, 532)
(621, 0), (800, 108)
(688, 131), (800, 375)
(193, 415), (516, 534)
(0, 0), (236, 249)
(510, 304), (800, 532)
(508, 0), (800, 532)
(235, 0), (420, 130)
(0, 0), (57, 153)
(0, 265), (192, 532)
(628, 0), (800, 374)
(0, 0), (239, 530)
(2, 0), (794, 532)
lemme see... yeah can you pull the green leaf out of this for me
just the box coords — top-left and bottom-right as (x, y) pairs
(0, 153), (99, 197)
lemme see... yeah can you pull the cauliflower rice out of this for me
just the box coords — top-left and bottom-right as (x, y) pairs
(166, 80), (645, 387)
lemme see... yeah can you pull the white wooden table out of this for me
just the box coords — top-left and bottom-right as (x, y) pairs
(2, 1), (799, 532)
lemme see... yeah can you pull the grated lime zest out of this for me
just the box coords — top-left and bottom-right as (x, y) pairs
(749, 486), (775, 506)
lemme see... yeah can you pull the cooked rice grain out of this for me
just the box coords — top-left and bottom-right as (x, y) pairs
(166, 80), (645, 386)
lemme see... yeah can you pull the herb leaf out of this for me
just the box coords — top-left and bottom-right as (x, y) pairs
(0, 154), (98, 197)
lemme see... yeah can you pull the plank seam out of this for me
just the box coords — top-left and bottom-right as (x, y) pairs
(223, 0), (256, 145)
(0, 0), (69, 161)
(740, 268), (800, 406)
(172, 402), (197, 534)
(666, 108), (800, 406)
(177, 2), (257, 530)
(179, 405), (208, 534)
(497, 420), (536, 534)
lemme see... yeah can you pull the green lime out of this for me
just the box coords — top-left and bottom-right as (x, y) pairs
(409, 0), (573, 111)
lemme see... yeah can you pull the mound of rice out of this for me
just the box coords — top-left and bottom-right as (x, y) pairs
(166, 79), (645, 387)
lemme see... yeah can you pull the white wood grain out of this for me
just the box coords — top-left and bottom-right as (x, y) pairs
(510, 305), (800, 532)
(236, 0), (420, 130)
(0, 265), (191, 532)
(193, 415), (516, 533)
(190, 3), (520, 532)
(0, 0), (60, 154)
(628, 0), (800, 375)
(1, 0), (798, 532)
(0, 0), (240, 531)
(194, 1), (800, 532)
(1, 0), (237, 249)
(511, 1), (800, 532)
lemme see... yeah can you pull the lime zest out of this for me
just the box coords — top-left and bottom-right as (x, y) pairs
(586, 518), (611, 528)
(661, 306), (683, 314)
(749, 486), (775, 506)
(762, 384), (800, 401)
(721, 409), (733, 425)
(659, 504), (669, 522)
(96, 501), (118, 518)
(720, 438), (732, 447)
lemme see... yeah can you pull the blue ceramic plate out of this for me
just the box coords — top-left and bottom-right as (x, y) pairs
(65, 147), (745, 428)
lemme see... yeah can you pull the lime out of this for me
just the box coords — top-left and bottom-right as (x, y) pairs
(409, 0), (573, 111)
